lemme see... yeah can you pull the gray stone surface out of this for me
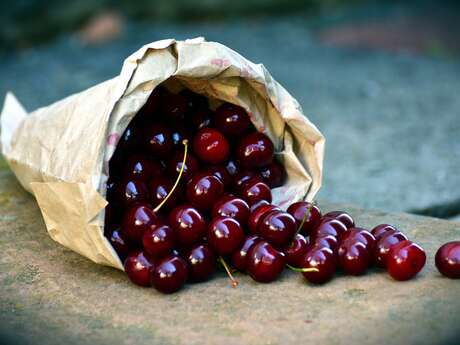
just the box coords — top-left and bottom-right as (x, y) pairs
(1, 168), (460, 345)
(1, 16), (460, 214)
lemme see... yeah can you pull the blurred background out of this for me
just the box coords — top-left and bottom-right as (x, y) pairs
(1, 0), (459, 219)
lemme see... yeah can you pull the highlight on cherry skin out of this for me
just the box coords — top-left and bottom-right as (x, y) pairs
(105, 85), (440, 294)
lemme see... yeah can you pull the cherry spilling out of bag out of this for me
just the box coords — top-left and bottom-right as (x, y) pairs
(104, 86), (457, 294)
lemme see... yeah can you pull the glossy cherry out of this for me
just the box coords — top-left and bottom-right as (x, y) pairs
(248, 204), (280, 234)
(108, 227), (130, 260)
(116, 125), (140, 152)
(236, 132), (274, 168)
(435, 241), (460, 279)
(212, 195), (250, 226)
(168, 205), (206, 245)
(122, 204), (159, 245)
(238, 178), (272, 206)
(258, 210), (296, 248)
(193, 128), (230, 164)
(148, 177), (181, 211)
(201, 165), (232, 187)
(170, 125), (191, 147)
(207, 217), (244, 255)
(142, 122), (173, 157)
(250, 199), (270, 213)
(186, 173), (225, 211)
(322, 211), (354, 229)
(283, 233), (309, 266)
(259, 160), (286, 188)
(231, 235), (262, 272)
(150, 255), (188, 293)
(371, 224), (398, 242)
(373, 231), (408, 268)
(233, 170), (259, 191)
(300, 246), (336, 284)
(166, 150), (200, 182)
(180, 89), (208, 113)
(338, 239), (370, 275)
(287, 202), (322, 236)
(183, 244), (216, 282)
(310, 234), (338, 252)
(311, 218), (347, 241)
(123, 154), (163, 182)
(124, 251), (154, 287)
(341, 227), (376, 252)
(142, 223), (176, 258)
(387, 240), (426, 281)
(188, 108), (214, 130)
(159, 92), (188, 121)
(116, 179), (149, 208)
(214, 103), (251, 136)
(246, 241), (286, 283)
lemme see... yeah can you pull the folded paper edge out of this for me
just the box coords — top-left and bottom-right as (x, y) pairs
(1, 92), (28, 156)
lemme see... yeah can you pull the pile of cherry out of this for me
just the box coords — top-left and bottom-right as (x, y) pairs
(104, 86), (460, 294)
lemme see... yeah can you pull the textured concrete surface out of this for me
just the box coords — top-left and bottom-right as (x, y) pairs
(1, 167), (460, 345)
(1, 15), (459, 214)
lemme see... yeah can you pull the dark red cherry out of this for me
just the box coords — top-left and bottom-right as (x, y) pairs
(371, 224), (398, 242)
(168, 205), (206, 245)
(300, 246), (336, 284)
(374, 231), (408, 268)
(150, 255), (188, 293)
(258, 210), (296, 248)
(116, 179), (149, 208)
(188, 108), (214, 130)
(250, 199), (270, 213)
(287, 202), (322, 236)
(166, 150), (200, 182)
(142, 223), (175, 258)
(236, 132), (274, 168)
(435, 241), (460, 279)
(124, 251), (154, 287)
(225, 159), (239, 176)
(207, 217), (244, 255)
(183, 244), (216, 282)
(231, 235), (262, 272)
(159, 92), (188, 121)
(341, 227), (376, 251)
(247, 241), (286, 283)
(259, 160), (286, 188)
(311, 218), (347, 241)
(142, 123), (173, 157)
(122, 204), (159, 245)
(148, 177), (180, 211)
(322, 211), (354, 229)
(123, 154), (163, 181)
(214, 103), (251, 136)
(108, 227), (130, 260)
(338, 239), (370, 275)
(117, 125), (140, 152)
(186, 173), (224, 211)
(283, 234), (309, 266)
(233, 170), (259, 191)
(238, 178), (272, 206)
(248, 204), (280, 234)
(170, 125), (191, 147)
(193, 128), (230, 164)
(310, 234), (338, 252)
(180, 89), (208, 113)
(212, 195), (250, 226)
(201, 165), (232, 187)
(387, 240), (426, 281)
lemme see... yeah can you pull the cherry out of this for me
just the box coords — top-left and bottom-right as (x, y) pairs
(236, 132), (274, 168)
(225, 159), (239, 176)
(231, 235), (262, 272)
(117, 125), (140, 152)
(148, 177), (181, 211)
(170, 125), (191, 147)
(183, 244), (216, 282)
(371, 224), (398, 242)
(108, 227), (130, 260)
(310, 234), (338, 252)
(246, 241), (286, 283)
(212, 195), (250, 226)
(338, 239), (370, 275)
(341, 227), (376, 251)
(180, 89), (208, 113)
(207, 217), (244, 255)
(122, 154), (163, 182)
(287, 202), (322, 236)
(435, 241), (460, 279)
(142, 123), (173, 157)
(124, 251), (154, 287)
(159, 92), (188, 121)
(142, 223), (176, 258)
(201, 165), (231, 187)
(387, 240), (426, 281)
(258, 210), (296, 248)
(214, 103), (251, 136)
(188, 108), (214, 130)
(233, 170), (259, 191)
(248, 204), (280, 234)
(322, 211), (354, 229)
(122, 204), (159, 245)
(168, 205), (206, 245)
(311, 218), (347, 241)
(186, 173), (225, 211)
(250, 199), (270, 213)
(283, 233), (309, 266)
(166, 150), (200, 182)
(299, 246), (336, 284)
(193, 128), (230, 164)
(150, 255), (188, 293)
(259, 160), (286, 188)
(116, 179), (149, 208)
(140, 86), (162, 117)
(238, 178), (272, 206)
(373, 231), (408, 268)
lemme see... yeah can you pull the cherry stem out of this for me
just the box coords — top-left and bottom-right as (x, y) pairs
(286, 264), (319, 273)
(219, 256), (239, 288)
(295, 201), (315, 235)
(153, 139), (188, 213)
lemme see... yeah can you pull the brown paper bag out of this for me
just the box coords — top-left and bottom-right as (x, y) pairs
(0, 38), (325, 270)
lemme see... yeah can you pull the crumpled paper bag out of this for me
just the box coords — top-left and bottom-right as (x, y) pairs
(0, 37), (325, 270)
